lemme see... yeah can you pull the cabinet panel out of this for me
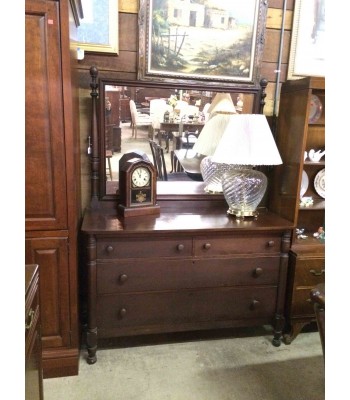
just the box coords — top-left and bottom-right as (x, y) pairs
(25, 237), (71, 349)
(25, 0), (68, 231)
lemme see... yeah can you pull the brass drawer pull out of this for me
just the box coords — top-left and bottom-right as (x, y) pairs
(118, 274), (128, 284)
(118, 308), (127, 318)
(177, 244), (185, 251)
(309, 269), (325, 276)
(253, 267), (263, 277)
(25, 309), (35, 330)
(203, 243), (211, 250)
(106, 245), (114, 253)
(267, 240), (275, 247)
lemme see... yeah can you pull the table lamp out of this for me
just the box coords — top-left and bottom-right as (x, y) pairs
(211, 114), (282, 218)
(192, 93), (237, 193)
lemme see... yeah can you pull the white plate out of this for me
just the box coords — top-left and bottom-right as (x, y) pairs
(314, 168), (325, 198)
(300, 170), (309, 199)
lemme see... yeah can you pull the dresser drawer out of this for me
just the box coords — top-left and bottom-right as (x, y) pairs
(291, 288), (316, 317)
(294, 257), (325, 287)
(25, 283), (40, 356)
(96, 237), (193, 259)
(97, 286), (278, 330)
(97, 256), (280, 294)
(194, 234), (282, 256)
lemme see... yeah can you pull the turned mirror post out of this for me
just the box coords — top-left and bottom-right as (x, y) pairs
(89, 66), (100, 207)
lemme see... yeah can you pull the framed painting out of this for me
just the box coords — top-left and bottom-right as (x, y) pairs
(77, 0), (118, 54)
(138, 0), (268, 87)
(287, 0), (325, 79)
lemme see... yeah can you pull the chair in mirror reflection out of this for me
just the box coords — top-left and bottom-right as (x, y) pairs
(149, 140), (192, 181)
(129, 99), (153, 139)
(149, 99), (172, 141)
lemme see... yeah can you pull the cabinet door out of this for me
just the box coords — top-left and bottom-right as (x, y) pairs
(25, 237), (71, 349)
(25, 0), (68, 231)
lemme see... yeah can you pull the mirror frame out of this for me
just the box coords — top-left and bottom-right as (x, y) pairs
(88, 66), (268, 203)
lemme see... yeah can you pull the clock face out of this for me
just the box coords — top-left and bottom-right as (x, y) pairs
(131, 166), (151, 187)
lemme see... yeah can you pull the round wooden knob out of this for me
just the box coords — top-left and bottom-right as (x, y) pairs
(119, 308), (127, 318)
(106, 245), (114, 253)
(118, 274), (128, 284)
(177, 244), (185, 251)
(203, 243), (211, 250)
(250, 300), (260, 310)
(253, 267), (263, 277)
(267, 240), (275, 247)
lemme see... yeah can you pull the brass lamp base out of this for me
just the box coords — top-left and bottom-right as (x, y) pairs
(227, 208), (259, 220)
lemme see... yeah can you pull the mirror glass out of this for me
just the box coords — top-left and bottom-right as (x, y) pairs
(98, 80), (261, 197)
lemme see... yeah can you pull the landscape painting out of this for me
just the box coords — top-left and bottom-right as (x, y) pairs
(138, 0), (265, 84)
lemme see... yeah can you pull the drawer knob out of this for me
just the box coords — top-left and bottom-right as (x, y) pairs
(106, 245), (114, 253)
(118, 274), (128, 284)
(118, 308), (127, 318)
(203, 243), (211, 250)
(267, 240), (275, 247)
(309, 269), (325, 276)
(250, 300), (260, 310)
(177, 244), (185, 251)
(253, 267), (263, 277)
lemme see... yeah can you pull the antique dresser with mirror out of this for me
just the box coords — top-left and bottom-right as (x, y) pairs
(81, 66), (294, 365)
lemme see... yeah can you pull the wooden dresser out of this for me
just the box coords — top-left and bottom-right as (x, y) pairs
(25, 264), (43, 400)
(81, 207), (293, 364)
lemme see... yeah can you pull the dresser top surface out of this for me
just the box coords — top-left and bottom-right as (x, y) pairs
(81, 208), (293, 235)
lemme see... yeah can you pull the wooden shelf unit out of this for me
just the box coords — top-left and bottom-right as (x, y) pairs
(269, 76), (325, 343)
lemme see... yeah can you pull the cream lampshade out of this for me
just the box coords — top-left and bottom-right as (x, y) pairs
(192, 93), (237, 193)
(211, 114), (282, 218)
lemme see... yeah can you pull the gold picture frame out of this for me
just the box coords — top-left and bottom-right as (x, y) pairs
(287, 0), (325, 79)
(77, 0), (118, 54)
(138, 0), (268, 87)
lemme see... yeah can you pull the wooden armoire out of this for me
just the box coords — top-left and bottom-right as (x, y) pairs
(25, 0), (82, 378)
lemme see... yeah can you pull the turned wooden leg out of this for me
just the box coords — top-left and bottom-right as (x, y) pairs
(272, 313), (285, 347)
(86, 327), (98, 364)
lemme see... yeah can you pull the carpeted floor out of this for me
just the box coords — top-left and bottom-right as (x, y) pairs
(43, 326), (325, 400)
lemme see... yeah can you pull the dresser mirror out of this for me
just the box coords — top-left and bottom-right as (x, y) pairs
(88, 67), (267, 202)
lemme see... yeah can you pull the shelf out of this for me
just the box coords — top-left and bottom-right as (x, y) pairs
(299, 199), (325, 211)
(304, 161), (325, 167)
(292, 235), (325, 254)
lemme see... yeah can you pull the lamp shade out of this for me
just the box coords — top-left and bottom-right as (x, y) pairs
(212, 114), (282, 166)
(192, 113), (233, 156)
(207, 93), (237, 116)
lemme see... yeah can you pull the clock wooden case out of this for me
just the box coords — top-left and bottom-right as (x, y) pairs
(118, 156), (160, 217)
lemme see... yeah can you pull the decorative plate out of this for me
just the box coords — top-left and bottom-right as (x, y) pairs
(300, 170), (309, 199)
(314, 168), (325, 198)
(309, 94), (323, 123)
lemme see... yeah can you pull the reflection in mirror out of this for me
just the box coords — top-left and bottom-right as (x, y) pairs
(102, 83), (258, 195)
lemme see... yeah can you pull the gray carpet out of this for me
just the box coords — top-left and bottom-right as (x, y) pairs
(43, 327), (324, 400)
